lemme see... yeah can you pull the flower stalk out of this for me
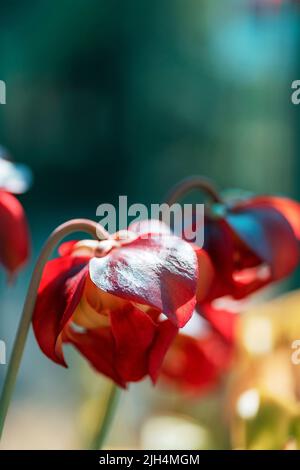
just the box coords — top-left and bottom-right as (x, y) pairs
(0, 219), (107, 439)
(165, 175), (223, 205)
(89, 382), (121, 450)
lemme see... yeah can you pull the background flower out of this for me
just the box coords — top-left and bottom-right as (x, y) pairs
(160, 325), (234, 396)
(191, 192), (300, 302)
(0, 149), (31, 277)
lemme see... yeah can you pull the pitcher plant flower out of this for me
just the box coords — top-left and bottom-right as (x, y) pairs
(166, 177), (300, 303)
(201, 193), (300, 302)
(32, 220), (201, 387)
(0, 149), (32, 277)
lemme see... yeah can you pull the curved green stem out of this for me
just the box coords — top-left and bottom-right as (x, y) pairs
(165, 175), (223, 205)
(0, 219), (108, 439)
(89, 383), (121, 450)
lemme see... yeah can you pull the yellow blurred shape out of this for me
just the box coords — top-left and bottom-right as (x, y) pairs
(230, 289), (300, 450)
(140, 414), (210, 450)
(236, 389), (260, 420)
(242, 316), (273, 355)
(239, 290), (300, 351)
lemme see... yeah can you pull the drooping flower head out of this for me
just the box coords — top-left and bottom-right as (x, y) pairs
(32, 220), (204, 387)
(169, 179), (300, 340)
(0, 148), (32, 276)
(180, 185), (300, 308)
(179, 187), (300, 396)
(199, 192), (300, 302)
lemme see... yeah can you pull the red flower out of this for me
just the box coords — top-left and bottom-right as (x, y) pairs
(193, 194), (300, 303)
(32, 221), (200, 387)
(160, 313), (235, 396)
(181, 192), (300, 341)
(0, 153), (31, 276)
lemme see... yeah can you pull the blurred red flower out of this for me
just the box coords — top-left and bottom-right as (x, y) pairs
(183, 192), (300, 342)
(32, 221), (202, 387)
(0, 152), (31, 277)
(160, 313), (236, 396)
(191, 194), (300, 303)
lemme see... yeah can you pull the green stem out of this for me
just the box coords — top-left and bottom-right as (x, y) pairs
(165, 175), (223, 205)
(89, 383), (121, 450)
(0, 219), (108, 439)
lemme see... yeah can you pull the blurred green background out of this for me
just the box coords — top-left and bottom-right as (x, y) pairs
(1, 0), (300, 449)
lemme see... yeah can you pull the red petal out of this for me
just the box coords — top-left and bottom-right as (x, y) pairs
(227, 205), (299, 279)
(203, 218), (239, 300)
(58, 240), (78, 257)
(200, 303), (237, 343)
(89, 235), (198, 327)
(149, 319), (178, 383)
(193, 246), (215, 302)
(64, 326), (125, 387)
(160, 330), (233, 396)
(201, 217), (270, 300)
(66, 304), (176, 386)
(236, 196), (300, 240)
(110, 304), (157, 383)
(0, 191), (30, 275)
(32, 256), (88, 366)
